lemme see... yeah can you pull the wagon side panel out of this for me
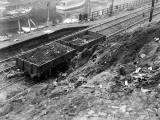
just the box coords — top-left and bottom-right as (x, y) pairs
(39, 49), (76, 71)
(22, 60), (39, 76)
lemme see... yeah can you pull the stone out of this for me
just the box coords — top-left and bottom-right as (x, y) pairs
(140, 54), (146, 58)
(134, 67), (141, 73)
(119, 105), (127, 113)
(148, 66), (152, 71)
(141, 88), (151, 93)
(0, 92), (7, 103)
(154, 37), (159, 42)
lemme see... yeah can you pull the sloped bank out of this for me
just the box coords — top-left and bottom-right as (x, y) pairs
(1, 22), (160, 120)
(77, 22), (160, 78)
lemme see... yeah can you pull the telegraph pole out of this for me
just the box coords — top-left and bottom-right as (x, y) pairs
(149, 0), (155, 22)
(88, 0), (91, 16)
(109, 0), (114, 16)
(47, 1), (50, 26)
(18, 19), (21, 34)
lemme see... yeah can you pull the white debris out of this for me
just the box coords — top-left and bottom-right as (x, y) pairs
(6, 73), (15, 79)
(148, 66), (152, 71)
(78, 76), (85, 82)
(16, 69), (20, 71)
(0, 92), (7, 103)
(99, 10), (103, 15)
(13, 39), (19, 42)
(63, 17), (79, 24)
(154, 37), (159, 42)
(0, 36), (9, 42)
(141, 88), (151, 93)
(99, 84), (103, 88)
(88, 110), (95, 115)
(53, 81), (58, 86)
(140, 54), (146, 58)
(134, 67), (141, 73)
(119, 105), (127, 113)
(62, 73), (67, 77)
(125, 80), (128, 86)
(43, 30), (53, 34)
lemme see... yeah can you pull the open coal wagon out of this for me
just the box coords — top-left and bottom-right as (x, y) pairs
(16, 42), (76, 79)
(58, 30), (106, 51)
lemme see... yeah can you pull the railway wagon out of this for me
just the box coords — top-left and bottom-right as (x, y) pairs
(16, 42), (76, 79)
(58, 30), (106, 51)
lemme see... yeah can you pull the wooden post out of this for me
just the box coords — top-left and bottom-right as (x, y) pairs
(149, 0), (155, 22)
(30, 18), (37, 29)
(28, 18), (31, 32)
(18, 19), (21, 34)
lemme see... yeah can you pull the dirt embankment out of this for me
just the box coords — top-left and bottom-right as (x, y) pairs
(2, 22), (160, 120)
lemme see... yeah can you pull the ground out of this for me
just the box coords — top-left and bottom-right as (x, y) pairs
(1, 18), (160, 120)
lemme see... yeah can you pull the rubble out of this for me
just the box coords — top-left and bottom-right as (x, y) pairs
(0, 103), (13, 117)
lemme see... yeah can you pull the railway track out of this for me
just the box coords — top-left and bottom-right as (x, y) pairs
(88, 2), (159, 30)
(0, 2), (160, 107)
(0, 58), (16, 74)
(89, 4), (160, 33)
(96, 11), (159, 37)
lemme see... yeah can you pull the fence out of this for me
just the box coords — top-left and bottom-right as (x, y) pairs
(89, 0), (152, 20)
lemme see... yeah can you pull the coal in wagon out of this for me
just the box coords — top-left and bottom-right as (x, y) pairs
(58, 30), (106, 51)
(16, 42), (76, 79)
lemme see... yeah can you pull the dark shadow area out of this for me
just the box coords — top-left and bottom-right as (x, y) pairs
(24, 61), (70, 85)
